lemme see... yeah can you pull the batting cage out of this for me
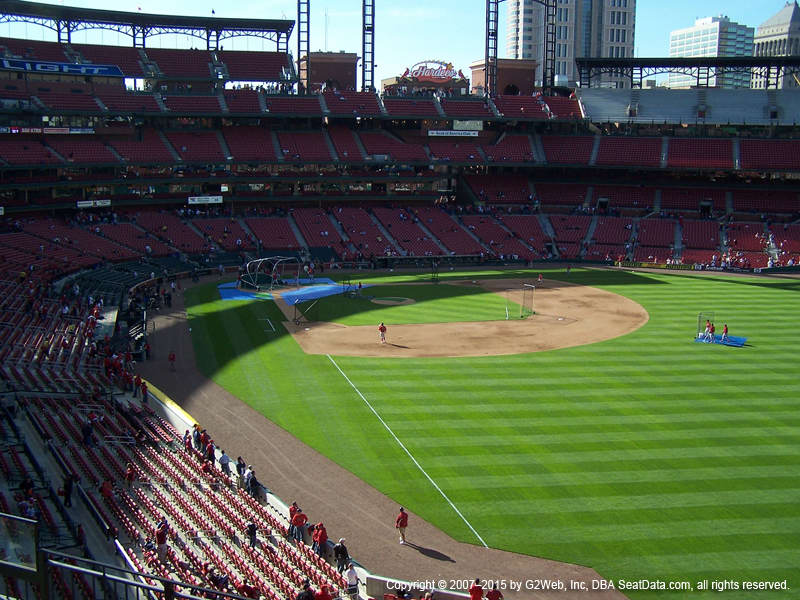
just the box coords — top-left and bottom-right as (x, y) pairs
(240, 256), (301, 291)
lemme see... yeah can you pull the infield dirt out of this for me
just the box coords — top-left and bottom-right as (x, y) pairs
(276, 278), (648, 357)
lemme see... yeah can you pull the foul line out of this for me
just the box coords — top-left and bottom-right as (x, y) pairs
(326, 354), (488, 548)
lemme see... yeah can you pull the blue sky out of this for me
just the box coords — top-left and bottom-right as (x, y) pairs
(1, 1), (787, 84)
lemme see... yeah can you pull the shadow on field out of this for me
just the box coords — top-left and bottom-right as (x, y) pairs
(402, 542), (456, 562)
(151, 267), (660, 385)
(656, 271), (800, 292)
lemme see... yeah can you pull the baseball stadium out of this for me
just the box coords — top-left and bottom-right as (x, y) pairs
(0, 1), (799, 600)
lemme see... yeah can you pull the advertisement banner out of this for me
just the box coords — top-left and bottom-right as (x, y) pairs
(453, 120), (484, 131)
(427, 130), (479, 137)
(188, 195), (224, 205)
(0, 58), (124, 77)
(76, 199), (111, 208)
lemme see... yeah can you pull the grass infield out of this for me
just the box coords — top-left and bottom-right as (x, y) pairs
(185, 268), (800, 599)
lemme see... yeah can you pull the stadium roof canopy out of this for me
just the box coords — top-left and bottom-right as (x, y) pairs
(576, 57), (800, 88)
(0, 0), (294, 51)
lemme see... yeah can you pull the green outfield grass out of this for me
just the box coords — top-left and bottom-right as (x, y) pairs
(296, 283), (521, 324)
(185, 268), (800, 599)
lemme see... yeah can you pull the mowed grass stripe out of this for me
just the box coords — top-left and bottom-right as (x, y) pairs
(186, 270), (800, 598)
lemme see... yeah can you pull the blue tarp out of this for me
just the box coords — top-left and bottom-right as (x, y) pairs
(217, 282), (271, 301)
(281, 282), (370, 305)
(693, 334), (747, 347)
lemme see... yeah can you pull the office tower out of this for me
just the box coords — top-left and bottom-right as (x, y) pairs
(753, 1), (800, 88)
(668, 16), (754, 89)
(506, 0), (636, 88)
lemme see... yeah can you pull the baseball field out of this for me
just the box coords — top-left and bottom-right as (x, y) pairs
(183, 267), (799, 599)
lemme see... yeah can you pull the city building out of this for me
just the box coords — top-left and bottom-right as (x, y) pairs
(506, 0), (636, 88)
(753, 1), (800, 89)
(668, 16), (754, 89)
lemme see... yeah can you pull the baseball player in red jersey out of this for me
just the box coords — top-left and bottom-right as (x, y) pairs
(721, 323), (729, 343)
(378, 322), (387, 344)
(395, 507), (408, 544)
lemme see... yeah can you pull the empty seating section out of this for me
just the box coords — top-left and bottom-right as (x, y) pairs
(371, 207), (442, 256)
(97, 223), (174, 257)
(0, 231), (100, 277)
(464, 174), (530, 204)
(577, 88), (631, 122)
(543, 96), (581, 118)
(136, 212), (207, 254)
(265, 95), (323, 115)
(585, 243), (626, 261)
(541, 136), (593, 164)
(94, 85), (162, 112)
(327, 127), (363, 160)
(594, 185), (655, 210)
(726, 222), (767, 252)
(144, 48), (212, 78)
(771, 224), (800, 253)
(165, 131), (225, 163)
(276, 132), (333, 162)
(427, 139), (482, 162)
(193, 218), (254, 251)
(550, 215), (591, 247)
(382, 97), (440, 117)
(414, 207), (483, 255)
(740, 140), (800, 170)
(667, 138), (733, 169)
(0, 138), (60, 165)
(0, 82), (30, 100)
(29, 82), (100, 111)
(680, 249), (718, 264)
(359, 131), (427, 161)
(681, 220), (720, 250)
(24, 219), (138, 262)
(73, 43), (146, 77)
(45, 137), (118, 164)
(497, 215), (550, 252)
(492, 95), (548, 119)
(592, 217), (633, 244)
(637, 219), (675, 247)
(217, 50), (289, 81)
(482, 135), (533, 162)
(223, 90), (262, 113)
(333, 207), (396, 256)
(106, 129), (174, 163)
(732, 189), (799, 214)
(291, 208), (346, 256)
(245, 217), (301, 250)
(0, 37), (68, 61)
(440, 99), (492, 118)
(222, 127), (276, 162)
(163, 96), (222, 114)
(660, 188), (725, 212)
(535, 183), (587, 206)
(634, 246), (673, 263)
(323, 91), (381, 116)
(461, 215), (535, 259)
(595, 137), (661, 167)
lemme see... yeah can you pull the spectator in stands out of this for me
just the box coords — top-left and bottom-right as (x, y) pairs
(345, 563), (359, 599)
(218, 449), (231, 476)
(311, 521), (327, 556)
(204, 439), (215, 463)
(469, 579), (484, 600)
(81, 419), (95, 448)
(246, 521), (258, 547)
(124, 463), (137, 488)
(168, 351), (176, 371)
(333, 538), (349, 573)
(248, 470), (261, 499)
(155, 520), (169, 562)
(199, 429), (210, 453)
(235, 456), (246, 484)
(237, 579), (259, 599)
(486, 583), (504, 600)
(314, 584), (333, 600)
(62, 473), (74, 508)
(296, 580), (314, 600)
(192, 424), (201, 450)
(99, 479), (114, 500)
(20, 476), (35, 497)
(291, 508), (309, 544)
(140, 381), (148, 404)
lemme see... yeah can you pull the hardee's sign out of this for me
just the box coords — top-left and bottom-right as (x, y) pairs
(402, 60), (465, 83)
